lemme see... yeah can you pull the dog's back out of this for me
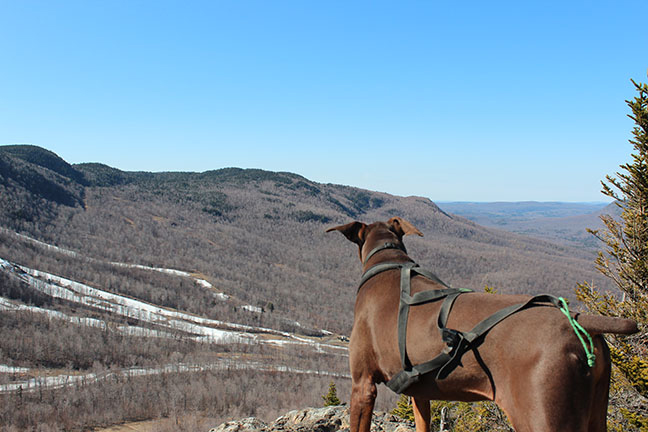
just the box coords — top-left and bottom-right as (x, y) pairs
(328, 217), (638, 432)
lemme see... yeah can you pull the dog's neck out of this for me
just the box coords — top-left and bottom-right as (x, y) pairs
(361, 238), (411, 271)
(362, 241), (406, 265)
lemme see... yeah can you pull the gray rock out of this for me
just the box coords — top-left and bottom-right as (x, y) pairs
(210, 416), (269, 432)
(210, 406), (414, 432)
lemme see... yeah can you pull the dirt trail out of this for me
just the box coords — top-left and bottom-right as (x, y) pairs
(95, 419), (159, 432)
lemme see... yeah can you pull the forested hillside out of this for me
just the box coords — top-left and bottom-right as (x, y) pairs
(0, 145), (613, 430)
(0, 145), (609, 333)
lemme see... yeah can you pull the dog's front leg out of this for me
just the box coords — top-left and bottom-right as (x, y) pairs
(412, 397), (431, 432)
(350, 377), (377, 432)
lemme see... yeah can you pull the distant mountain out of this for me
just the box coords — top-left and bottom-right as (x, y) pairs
(437, 201), (619, 250)
(437, 201), (609, 222)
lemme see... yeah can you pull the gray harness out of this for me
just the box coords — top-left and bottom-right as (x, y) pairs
(359, 242), (573, 394)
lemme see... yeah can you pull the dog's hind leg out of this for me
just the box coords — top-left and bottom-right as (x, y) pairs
(587, 336), (612, 432)
(412, 397), (431, 432)
(498, 352), (593, 432)
(350, 376), (377, 432)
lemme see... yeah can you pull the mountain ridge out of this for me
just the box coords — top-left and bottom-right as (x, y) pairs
(0, 145), (609, 319)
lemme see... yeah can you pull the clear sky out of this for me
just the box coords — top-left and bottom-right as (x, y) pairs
(1, 1), (646, 202)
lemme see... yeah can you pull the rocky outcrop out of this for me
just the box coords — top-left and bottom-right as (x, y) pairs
(210, 405), (414, 432)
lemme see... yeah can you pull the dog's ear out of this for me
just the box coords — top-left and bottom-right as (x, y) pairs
(326, 221), (367, 245)
(388, 217), (423, 238)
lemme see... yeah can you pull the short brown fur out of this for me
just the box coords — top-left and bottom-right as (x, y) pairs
(327, 217), (638, 432)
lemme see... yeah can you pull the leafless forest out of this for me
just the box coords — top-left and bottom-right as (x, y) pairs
(0, 145), (611, 430)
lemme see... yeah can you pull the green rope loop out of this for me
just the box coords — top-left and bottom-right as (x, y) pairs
(557, 297), (596, 367)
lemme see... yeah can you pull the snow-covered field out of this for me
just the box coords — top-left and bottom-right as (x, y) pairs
(0, 360), (351, 394)
(0, 256), (347, 351)
(2, 228), (227, 298)
(0, 258), (253, 343)
(0, 230), (348, 394)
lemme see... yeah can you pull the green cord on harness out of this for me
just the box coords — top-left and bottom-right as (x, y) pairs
(557, 297), (596, 367)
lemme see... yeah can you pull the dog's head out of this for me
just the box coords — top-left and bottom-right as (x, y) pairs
(326, 217), (423, 264)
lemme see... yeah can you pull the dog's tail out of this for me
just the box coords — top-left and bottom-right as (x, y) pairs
(576, 314), (638, 335)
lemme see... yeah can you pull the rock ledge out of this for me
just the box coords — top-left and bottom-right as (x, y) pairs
(210, 405), (414, 432)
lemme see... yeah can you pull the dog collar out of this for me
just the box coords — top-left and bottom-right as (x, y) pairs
(362, 242), (407, 265)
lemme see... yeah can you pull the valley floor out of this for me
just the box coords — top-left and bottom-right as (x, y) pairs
(0, 229), (364, 431)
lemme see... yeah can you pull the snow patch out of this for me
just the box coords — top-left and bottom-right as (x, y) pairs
(241, 305), (263, 314)
(2, 229), (228, 300)
(0, 365), (30, 374)
(0, 360), (351, 394)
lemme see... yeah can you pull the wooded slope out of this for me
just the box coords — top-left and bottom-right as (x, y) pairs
(0, 145), (609, 335)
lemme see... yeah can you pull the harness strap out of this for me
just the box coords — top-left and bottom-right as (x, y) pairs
(398, 263), (415, 369)
(407, 267), (451, 290)
(359, 263), (452, 292)
(434, 294), (564, 381)
(437, 292), (462, 330)
(360, 259), (471, 391)
(358, 260), (598, 394)
(386, 291), (567, 393)
(358, 262), (405, 290)
(359, 258), (459, 369)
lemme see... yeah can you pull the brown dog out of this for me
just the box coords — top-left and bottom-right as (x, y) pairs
(327, 217), (638, 432)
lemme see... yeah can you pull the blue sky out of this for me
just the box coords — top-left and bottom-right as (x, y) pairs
(1, 1), (646, 202)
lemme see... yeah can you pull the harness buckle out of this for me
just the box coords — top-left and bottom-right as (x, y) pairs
(385, 368), (422, 394)
(441, 328), (464, 353)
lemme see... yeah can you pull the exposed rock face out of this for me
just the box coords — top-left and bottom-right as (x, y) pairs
(210, 406), (414, 432)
